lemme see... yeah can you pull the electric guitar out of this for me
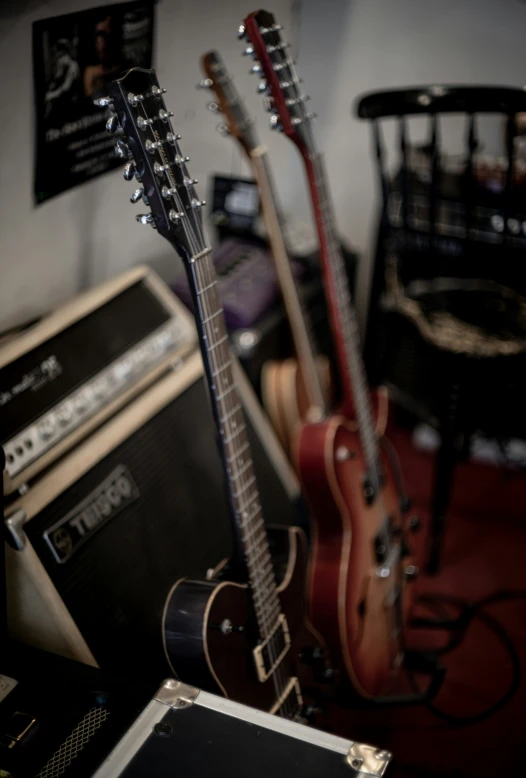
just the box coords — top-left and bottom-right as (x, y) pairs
(242, 11), (418, 699)
(199, 51), (331, 455)
(98, 66), (329, 719)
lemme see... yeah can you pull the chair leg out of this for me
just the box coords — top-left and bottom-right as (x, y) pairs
(426, 382), (461, 575)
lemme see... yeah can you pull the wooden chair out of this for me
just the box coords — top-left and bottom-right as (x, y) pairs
(356, 86), (526, 573)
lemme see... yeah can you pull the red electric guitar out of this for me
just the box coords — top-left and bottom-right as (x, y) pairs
(242, 10), (418, 699)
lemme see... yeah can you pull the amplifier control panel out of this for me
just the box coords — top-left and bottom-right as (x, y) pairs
(1, 268), (197, 494)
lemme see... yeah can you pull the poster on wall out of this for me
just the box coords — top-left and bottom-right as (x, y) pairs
(33, 1), (154, 205)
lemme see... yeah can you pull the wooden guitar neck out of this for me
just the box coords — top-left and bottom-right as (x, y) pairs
(201, 50), (326, 420)
(251, 148), (325, 417)
(305, 152), (380, 487)
(187, 248), (281, 638)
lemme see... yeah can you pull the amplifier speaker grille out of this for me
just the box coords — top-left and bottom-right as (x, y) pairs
(36, 704), (110, 778)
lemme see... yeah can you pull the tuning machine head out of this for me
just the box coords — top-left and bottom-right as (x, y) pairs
(106, 115), (121, 134)
(115, 140), (132, 159)
(237, 23), (247, 39)
(269, 115), (283, 132)
(257, 79), (269, 94)
(250, 64), (262, 75)
(207, 102), (222, 114)
(197, 78), (213, 90)
(123, 161), (140, 181)
(136, 213), (155, 227)
(130, 187), (149, 205)
(93, 95), (113, 107)
(216, 123), (231, 137)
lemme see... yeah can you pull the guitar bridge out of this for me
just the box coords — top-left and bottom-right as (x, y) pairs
(253, 613), (291, 683)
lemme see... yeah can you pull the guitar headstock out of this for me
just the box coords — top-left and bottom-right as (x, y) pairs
(241, 10), (316, 154)
(199, 51), (259, 155)
(96, 67), (207, 264)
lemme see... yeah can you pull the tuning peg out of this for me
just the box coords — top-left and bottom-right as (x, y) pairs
(291, 112), (317, 126)
(154, 162), (170, 175)
(257, 79), (269, 94)
(137, 116), (154, 131)
(207, 102), (222, 114)
(130, 187), (148, 205)
(250, 64), (262, 75)
(93, 95), (113, 107)
(136, 213), (155, 225)
(216, 123), (231, 137)
(169, 209), (185, 223)
(145, 139), (162, 154)
(184, 176), (199, 186)
(243, 45), (255, 56)
(191, 198), (206, 208)
(237, 23), (247, 39)
(151, 85), (167, 98)
(262, 96), (274, 113)
(197, 78), (213, 90)
(115, 140), (132, 159)
(162, 186), (177, 199)
(123, 161), (137, 181)
(166, 132), (182, 144)
(269, 115), (283, 131)
(106, 115), (120, 134)
(127, 92), (144, 106)
(158, 108), (174, 122)
(174, 154), (190, 165)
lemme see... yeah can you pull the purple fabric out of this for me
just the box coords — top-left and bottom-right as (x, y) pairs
(172, 238), (303, 330)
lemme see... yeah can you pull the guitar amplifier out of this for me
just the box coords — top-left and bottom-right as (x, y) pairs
(0, 642), (154, 778)
(1, 266), (197, 496)
(4, 347), (300, 681)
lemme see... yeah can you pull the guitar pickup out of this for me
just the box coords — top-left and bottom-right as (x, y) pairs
(253, 614), (291, 683)
(269, 677), (303, 717)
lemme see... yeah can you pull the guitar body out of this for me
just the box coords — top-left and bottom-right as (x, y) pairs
(162, 526), (328, 712)
(294, 415), (413, 699)
(262, 356), (332, 454)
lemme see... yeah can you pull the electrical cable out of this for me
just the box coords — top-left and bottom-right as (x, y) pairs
(408, 589), (526, 726)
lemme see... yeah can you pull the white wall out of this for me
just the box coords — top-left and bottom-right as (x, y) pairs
(0, 0), (296, 331)
(2, 0), (526, 332)
(293, 0), (526, 322)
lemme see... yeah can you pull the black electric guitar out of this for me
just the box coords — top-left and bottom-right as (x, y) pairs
(99, 67), (329, 719)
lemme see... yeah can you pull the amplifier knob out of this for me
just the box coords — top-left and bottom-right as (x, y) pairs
(74, 390), (89, 412)
(156, 330), (173, 352)
(114, 358), (133, 382)
(93, 377), (109, 399)
(38, 416), (55, 440)
(57, 401), (73, 425)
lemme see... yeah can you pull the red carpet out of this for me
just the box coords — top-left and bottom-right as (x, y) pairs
(324, 422), (526, 778)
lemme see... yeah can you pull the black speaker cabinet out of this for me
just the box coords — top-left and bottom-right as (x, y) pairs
(4, 351), (300, 683)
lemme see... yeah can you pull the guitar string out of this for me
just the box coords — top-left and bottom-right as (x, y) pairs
(195, 254), (298, 718)
(138, 88), (296, 717)
(194, 63), (300, 712)
(265, 27), (401, 649)
(194, 253), (291, 715)
(252, 33), (310, 720)
(269, 38), (398, 599)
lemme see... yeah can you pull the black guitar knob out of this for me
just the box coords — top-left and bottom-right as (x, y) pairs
(400, 496), (412, 513)
(405, 564), (419, 581)
(409, 515), (421, 533)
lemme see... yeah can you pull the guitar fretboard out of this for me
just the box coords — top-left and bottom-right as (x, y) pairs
(309, 153), (381, 491)
(188, 249), (281, 637)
